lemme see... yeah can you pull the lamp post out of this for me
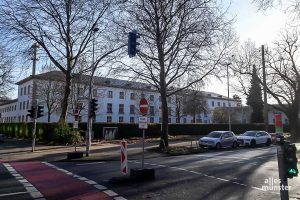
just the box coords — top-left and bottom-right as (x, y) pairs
(86, 27), (99, 157)
(227, 63), (231, 132)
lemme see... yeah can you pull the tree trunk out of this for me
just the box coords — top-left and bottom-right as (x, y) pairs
(59, 72), (72, 123)
(289, 117), (300, 142)
(47, 112), (50, 122)
(160, 89), (169, 149)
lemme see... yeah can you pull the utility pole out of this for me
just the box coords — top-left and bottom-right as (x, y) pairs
(31, 43), (39, 152)
(262, 45), (268, 131)
(86, 27), (99, 157)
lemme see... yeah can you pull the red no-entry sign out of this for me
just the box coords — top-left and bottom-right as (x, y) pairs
(139, 98), (148, 115)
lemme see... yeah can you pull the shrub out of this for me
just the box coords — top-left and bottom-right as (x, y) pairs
(53, 122), (82, 145)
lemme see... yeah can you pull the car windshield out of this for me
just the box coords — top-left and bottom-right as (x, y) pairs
(207, 132), (222, 138)
(241, 131), (257, 136)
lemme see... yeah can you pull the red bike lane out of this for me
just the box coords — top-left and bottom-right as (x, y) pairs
(10, 161), (114, 200)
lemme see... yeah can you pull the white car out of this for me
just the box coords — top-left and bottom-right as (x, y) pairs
(237, 131), (272, 147)
(199, 131), (239, 149)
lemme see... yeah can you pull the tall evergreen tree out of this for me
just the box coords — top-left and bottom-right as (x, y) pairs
(246, 66), (264, 123)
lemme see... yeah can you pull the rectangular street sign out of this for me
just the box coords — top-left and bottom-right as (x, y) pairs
(73, 121), (78, 129)
(139, 116), (148, 129)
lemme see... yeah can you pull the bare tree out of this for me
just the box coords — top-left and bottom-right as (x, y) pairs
(116, 0), (235, 148)
(182, 84), (207, 123)
(0, 0), (124, 123)
(233, 30), (300, 141)
(36, 79), (64, 122)
(0, 45), (14, 97)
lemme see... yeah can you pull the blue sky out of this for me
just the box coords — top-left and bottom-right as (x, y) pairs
(204, 0), (290, 99)
(9, 0), (290, 101)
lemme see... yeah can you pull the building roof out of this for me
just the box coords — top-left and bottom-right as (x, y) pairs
(0, 99), (18, 106)
(15, 71), (235, 100)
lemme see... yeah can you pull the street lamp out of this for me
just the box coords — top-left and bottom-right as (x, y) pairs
(227, 63), (231, 132)
(86, 27), (99, 157)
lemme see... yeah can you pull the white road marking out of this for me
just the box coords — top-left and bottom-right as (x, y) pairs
(103, 190), (118, 197)
(0, 191), (29, 197)
(3, 163), (44, 199)
(76, 162), (105, 166)
(94, 184), (107, 190)
(43, 162), (127, 200)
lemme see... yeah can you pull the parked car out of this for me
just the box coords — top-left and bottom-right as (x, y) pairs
(199, 131), (238, 149)
(237, 131), (272, 147)
(0, 134), (4, 143)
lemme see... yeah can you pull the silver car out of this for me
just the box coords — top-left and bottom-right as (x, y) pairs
(237, 131), (272, 147)
(199, 131), (238, 149)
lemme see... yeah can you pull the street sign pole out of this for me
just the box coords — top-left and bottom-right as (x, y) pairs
(142, 128), (145, 169)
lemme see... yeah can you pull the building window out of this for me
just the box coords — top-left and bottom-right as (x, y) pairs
(93, 89), (98, 97)
(107, 116), (112, 122)
(130, 117), (135, 123)
(150, 95), (154, 101)
(78, 88), (84, 97)
(24, 87), (26, 95)
(130, 93), (135, 100)
(130, 105), (135, 114)
(229, 102), (231, 107)
(107, 103), (112, 113)
(20, 88), (23, 96)
(150, 106), (154, 115)
(119, 116), (124, 123)
(223, 102), (226, 107)
(28, 85), (31, 94)
(168, 118), (171, 123)
(183, 118), (187, 123)
(26, 115), (28, 122)
(217, 102), (220, 107)
(211, 101), (214, 107)
(119, 104), (124, 114)
(168, 107), (171, 116)
(176, 118), (180, 123)
(23, 101), (25, 110)
(119, 92), (124, 99)
(108, 91), (113, 98)
(22, 115), (24, 122)
(150, 117), (154, 123)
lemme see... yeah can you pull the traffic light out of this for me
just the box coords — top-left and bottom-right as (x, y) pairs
(89, 98), (98, 118)
(128, 30), (140, 57)
(37, 106), (44, 118)
(27, 106), (35, 118)
(283, 142), (298, 178)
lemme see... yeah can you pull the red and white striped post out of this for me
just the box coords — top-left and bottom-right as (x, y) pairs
(120, 140), (128, 174)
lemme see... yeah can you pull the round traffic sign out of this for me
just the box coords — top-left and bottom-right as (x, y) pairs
(139, 98), (148, 115)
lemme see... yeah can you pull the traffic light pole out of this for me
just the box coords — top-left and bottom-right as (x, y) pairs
(86, 27), (99, 157)
(277, 144), (289, 200)
(31, 101), (38, 152)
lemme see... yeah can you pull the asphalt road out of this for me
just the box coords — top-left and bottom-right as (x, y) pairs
(53, 146), (300, 200)
(1, 144), (299, 200)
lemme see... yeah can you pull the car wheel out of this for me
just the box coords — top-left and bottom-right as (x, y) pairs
(250, 140), (256, 147)
(266, 139), (271, 146)
(215, 143), (221, 150)
(232, 141), (238, 149)
(199, 144), (204, 149)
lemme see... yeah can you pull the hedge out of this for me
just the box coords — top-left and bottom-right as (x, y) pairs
(0, 122), (290, 142)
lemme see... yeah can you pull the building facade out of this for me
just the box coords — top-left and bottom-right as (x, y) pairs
(0, 71), (238, 124)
